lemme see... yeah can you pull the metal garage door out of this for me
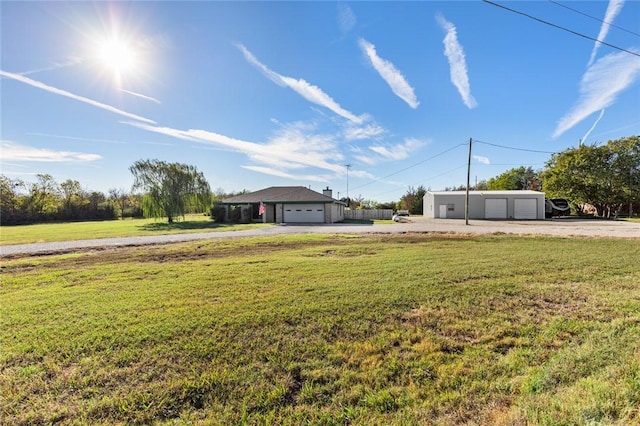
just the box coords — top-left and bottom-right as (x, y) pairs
(283, 204), (325, 223)
(514, 198), (537, 219)
(485, 198), (507, 219)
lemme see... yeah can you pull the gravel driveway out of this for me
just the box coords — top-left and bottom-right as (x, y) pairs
(1, 217), (639, 257)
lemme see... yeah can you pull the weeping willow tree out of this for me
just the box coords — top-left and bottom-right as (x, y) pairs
(130, 159), (211, 223)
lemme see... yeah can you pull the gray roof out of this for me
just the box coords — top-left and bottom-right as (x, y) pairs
(220, 186), (343, 204)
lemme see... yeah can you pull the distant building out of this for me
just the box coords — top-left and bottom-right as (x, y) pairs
(423, 190), (545, 220)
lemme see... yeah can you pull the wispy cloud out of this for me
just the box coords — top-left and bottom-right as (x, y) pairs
(120, 89), (161, 104)
(552, 50), (640, 138)
(0, 171), (41, 177)
(369, 138), (426, 160)
(587, 0), (625, 68)
(124, 121), (346, 176)
(436, 14), (477, 109)
(351, 150), (378, 166)
(237, 44), (363, 123)
(0, 161), (29, 168)
(26, 133), (127, 145)
(344, 122), (385, 141)
(1, 141), (102, 162)
(251, 122), (344, 171)
(349, 169), (376, 180)
(337, 3), (357, 34)
(591, 120), (640, 138)
(0, 69), (156, 124)
(580, 109), (606, 144)
(358, 38), (419, 109)
(15, 57), (84, 76)
(473, 155), (490, 165)
(241, 165), (332, 183)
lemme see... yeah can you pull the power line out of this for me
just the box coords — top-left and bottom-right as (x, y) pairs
(548, 0), (640, 38)
(368, 164), (468, 199)
(347, 143), (467, 192)
(473, 139), (558, 154)
(482, 0), (640, 59)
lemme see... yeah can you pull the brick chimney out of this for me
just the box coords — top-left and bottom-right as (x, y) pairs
(322, 187), (333, 198)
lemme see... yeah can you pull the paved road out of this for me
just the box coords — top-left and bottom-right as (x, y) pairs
(1, 217), (639, 257)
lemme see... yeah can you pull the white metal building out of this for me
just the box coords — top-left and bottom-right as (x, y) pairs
(423, 190), (546, 220)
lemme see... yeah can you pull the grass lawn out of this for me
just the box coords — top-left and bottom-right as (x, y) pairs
(0, 214), (271, 245)
(1, 234), (639, 424)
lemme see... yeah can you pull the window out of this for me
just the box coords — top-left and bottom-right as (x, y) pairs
(447, 204), (455, 211)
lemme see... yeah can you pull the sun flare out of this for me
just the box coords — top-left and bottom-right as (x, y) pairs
(91, 33), (143, 88)
(97, 38), (135, 73)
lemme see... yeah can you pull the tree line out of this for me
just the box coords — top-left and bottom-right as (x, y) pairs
(1, 174), (121, 225)
(1, 160), (219, 225)
(2, 136), (637, 224)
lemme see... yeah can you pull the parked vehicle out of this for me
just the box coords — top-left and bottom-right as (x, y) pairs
(545, 198), (571, 218)
(396, 210), (410, 216)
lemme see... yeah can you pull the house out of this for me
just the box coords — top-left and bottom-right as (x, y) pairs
(217, 186), (346, 224)
(423, 190), (546, 220)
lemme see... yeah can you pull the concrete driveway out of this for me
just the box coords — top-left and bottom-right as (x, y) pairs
(1, 217), (638, 257)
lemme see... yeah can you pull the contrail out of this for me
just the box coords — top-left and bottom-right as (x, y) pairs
(358, 38), (419, 109)
(337, 3), (357, 35)
(436, 14), (478, 109)
(587, 0), (625, 68)
(580, 109), (605, 145)
(16, 57), (84, 76)
(0, 69), (156, 124)
(237, 44), (363, 123)
(120, 89), (161, 104)
(552, 50), (640, 138)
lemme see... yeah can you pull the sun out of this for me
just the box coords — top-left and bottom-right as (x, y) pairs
(93, 34), (140, 87)
(98, 38), (135, 73)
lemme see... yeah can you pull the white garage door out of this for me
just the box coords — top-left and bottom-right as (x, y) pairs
(485, 198), (507, 219)
(283, 204), (325, 223)
(514, 198), (538, 219)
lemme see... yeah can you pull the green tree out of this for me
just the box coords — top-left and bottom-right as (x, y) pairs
(400, 185), (427, 215)
(445, 180), (488, 191)
(129, 159), (211, 223)
(375, 201), (396, 210)
(60, 179), (85, 219)
(108, 187), (129, 218)
(25, 174), (61, 221)
(487, 166), (540, 190)
(541, 136), (639, 217)
(0, 175), (24, 224)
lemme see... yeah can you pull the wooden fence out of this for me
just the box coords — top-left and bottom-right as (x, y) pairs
(344, 209), (394, 220)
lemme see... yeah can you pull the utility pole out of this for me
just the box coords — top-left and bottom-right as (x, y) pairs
(631, 168), (634, 218)
(465, 138), (472, 225)
(344, 164), (351, 207)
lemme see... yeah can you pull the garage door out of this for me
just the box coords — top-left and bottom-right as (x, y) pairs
(485, 198), (507, 219)
(283, 204), (325, 223)
(514, 198), (538, 219)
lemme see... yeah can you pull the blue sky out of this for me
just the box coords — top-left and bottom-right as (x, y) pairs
(2, 1), (639, 203)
